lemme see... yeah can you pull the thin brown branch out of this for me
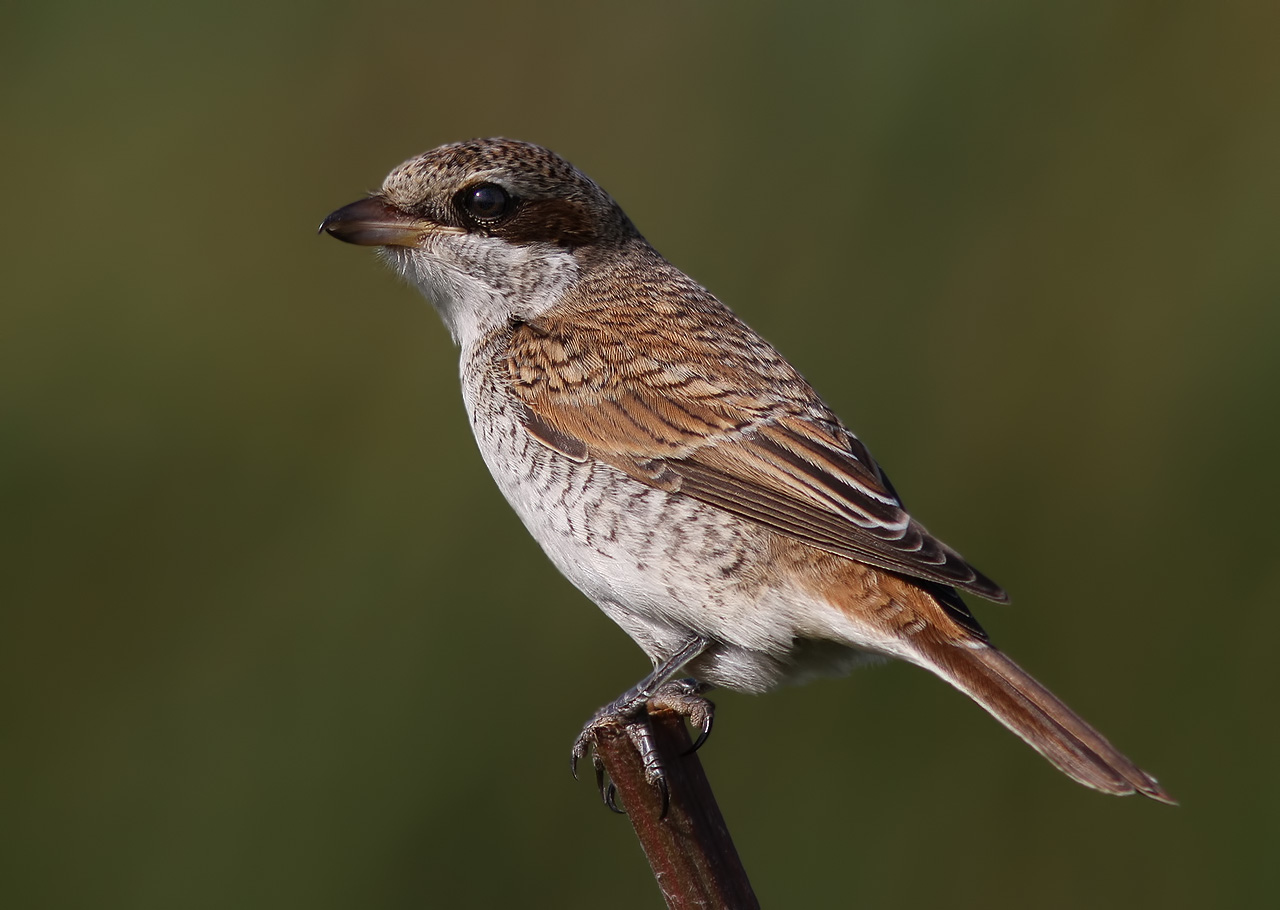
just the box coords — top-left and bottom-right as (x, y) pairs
(592, 708), (760, 910)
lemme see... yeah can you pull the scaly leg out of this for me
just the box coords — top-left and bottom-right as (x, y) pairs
(571, 636), (716, 813)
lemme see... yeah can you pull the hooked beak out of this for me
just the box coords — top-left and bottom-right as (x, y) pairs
(319, 196), (428, 247)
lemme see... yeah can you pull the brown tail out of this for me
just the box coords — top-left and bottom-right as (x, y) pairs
(909, 637), (1176, 804)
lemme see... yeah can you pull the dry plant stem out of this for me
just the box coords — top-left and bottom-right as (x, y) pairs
(592, 708), (760, 910)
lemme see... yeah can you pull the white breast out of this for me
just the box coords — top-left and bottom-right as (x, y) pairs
(453, 335), (883, 693)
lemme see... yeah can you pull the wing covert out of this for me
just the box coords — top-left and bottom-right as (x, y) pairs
(504, 303), (1007, 604)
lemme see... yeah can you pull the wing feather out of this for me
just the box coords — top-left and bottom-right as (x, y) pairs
(504, 294), (1007, 604)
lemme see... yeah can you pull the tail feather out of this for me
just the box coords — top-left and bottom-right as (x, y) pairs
(911, 637), (1176, 804)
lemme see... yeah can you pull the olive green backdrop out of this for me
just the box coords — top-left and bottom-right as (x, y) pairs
(4, 2), (1276, 907)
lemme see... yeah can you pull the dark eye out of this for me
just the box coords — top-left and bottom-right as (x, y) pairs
(461, 184), (512, 223)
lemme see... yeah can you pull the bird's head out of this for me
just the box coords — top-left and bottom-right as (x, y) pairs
(321, 139), (640, 344)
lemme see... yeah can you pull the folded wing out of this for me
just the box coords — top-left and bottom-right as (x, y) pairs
(506, 301), (1008, 608)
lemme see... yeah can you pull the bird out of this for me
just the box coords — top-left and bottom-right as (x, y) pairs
(320, 138), (1173, 805)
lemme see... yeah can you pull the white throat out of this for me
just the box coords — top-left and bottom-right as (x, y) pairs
(381, 234), (579, 349)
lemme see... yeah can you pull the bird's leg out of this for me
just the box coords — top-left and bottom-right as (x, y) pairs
(571, 636), (716, 812)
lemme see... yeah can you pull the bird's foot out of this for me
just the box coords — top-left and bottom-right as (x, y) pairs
(570, 679), (715, 815)
(647, 678), (716, 752)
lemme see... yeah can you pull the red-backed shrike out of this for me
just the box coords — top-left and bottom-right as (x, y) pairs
(321, 139), (1172, 805)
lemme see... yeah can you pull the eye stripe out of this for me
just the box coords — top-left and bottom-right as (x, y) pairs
(498, 198), (599, 247)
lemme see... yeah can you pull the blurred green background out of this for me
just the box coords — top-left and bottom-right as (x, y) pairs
(4, 1), (1277, 907)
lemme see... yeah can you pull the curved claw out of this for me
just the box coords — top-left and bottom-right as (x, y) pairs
(605, 783), (625, 815)
(685, 711), (714, 755)
(593, 757), (607, 800)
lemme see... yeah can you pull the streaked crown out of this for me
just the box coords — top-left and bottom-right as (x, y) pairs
(380, 138), (640, 250)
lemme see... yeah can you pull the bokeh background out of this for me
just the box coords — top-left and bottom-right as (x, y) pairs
(4, 2), (1277, 907)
